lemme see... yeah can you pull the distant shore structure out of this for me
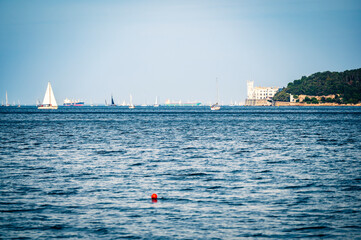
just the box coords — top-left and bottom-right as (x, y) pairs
(63, 98), (84, 106)
(164, 99), (201, 107)
(245, 81), (280, 106)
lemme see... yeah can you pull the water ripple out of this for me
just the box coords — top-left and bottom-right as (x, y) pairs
(0, 106), (361, 239)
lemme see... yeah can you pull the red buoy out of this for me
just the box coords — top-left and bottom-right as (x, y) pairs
(151, 193), (157, 199)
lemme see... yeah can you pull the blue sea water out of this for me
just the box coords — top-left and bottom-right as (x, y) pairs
(0, 106), (361, 239)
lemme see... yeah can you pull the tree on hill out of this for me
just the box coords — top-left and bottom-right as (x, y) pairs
(273, 68), (361, 103)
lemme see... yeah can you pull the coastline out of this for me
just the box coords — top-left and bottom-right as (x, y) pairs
(274, 101), (361, 106)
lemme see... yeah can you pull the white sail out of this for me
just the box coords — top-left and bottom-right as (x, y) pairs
(216, 78), (219, 104)
(42, 82), (57, 106)
(154, 96), (159, 107)
(6, 91), (8, 106)
(129, 94), (135, 109)
(42, 84), (50, 105)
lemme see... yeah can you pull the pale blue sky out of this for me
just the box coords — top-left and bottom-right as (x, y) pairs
(1, 0), (360, 105)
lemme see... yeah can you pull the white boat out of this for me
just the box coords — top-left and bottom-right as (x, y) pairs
(154, 96), (159, 107)
(38, 82), (58, 109)
(211, 78), (221, 111)
(211, 103), (221, 111)
(129, 94), (135, 109)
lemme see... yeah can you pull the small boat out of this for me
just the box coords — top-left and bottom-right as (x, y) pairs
(211, 103), (221, 111)
(211, 78), (221, 111)
(154, 96), (159, 107)
(38, 82), (58, 109)
(129, 94), (135, 109)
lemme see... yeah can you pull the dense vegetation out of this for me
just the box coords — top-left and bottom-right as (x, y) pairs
(273, 68), (361, 104)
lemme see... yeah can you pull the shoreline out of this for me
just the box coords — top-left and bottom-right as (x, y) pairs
(274, 101), (361, 107)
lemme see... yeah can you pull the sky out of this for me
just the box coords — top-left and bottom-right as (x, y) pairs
(0, 0), (361, 105)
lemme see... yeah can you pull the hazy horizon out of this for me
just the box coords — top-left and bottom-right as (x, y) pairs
(1, 0), (361, 105)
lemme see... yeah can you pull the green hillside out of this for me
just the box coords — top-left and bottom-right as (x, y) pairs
(273, 68), (361, 104)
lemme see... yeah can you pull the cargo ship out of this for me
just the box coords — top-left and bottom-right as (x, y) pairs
(63, 98), (84, 106)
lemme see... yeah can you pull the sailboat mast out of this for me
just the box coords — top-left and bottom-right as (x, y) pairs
(49, 83), (51, 105)
(216, 78), (219, 104)
(6, 91), (8, 106)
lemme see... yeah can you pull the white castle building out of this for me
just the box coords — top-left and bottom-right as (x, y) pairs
(245, 81), (280, 106)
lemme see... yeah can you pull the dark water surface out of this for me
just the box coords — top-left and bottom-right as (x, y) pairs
(1, 106), (361, 239)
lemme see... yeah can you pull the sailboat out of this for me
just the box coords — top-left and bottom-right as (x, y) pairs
(154, 96), (159, 107)
(129, 94), (135, 109)
(110, 94), (116, 106)
(211, 78), (221, 111)
(5, 91), (10, 107)
(38, 82), (58, 109)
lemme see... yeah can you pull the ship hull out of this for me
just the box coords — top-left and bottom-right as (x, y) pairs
(38, 105), (58, 110)
(63, 102), (84, 106)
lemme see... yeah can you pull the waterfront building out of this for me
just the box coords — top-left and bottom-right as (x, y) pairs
(245, 81), (280, 106)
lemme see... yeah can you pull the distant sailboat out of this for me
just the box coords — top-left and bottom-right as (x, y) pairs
(38, 82), (58, 109)
(110, 94), (116, 106)
(211, 78), (221, 111)
(154, 96), (159, 107)
(129, 94), (135, 109)
(5, 91), (9, 107)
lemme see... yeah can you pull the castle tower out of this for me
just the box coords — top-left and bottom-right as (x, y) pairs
(247, 81), (254, 99)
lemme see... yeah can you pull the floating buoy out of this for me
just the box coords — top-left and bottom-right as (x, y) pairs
(151, 193), (157, 199)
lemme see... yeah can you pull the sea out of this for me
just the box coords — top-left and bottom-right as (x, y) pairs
(0, 106), (361, 239)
